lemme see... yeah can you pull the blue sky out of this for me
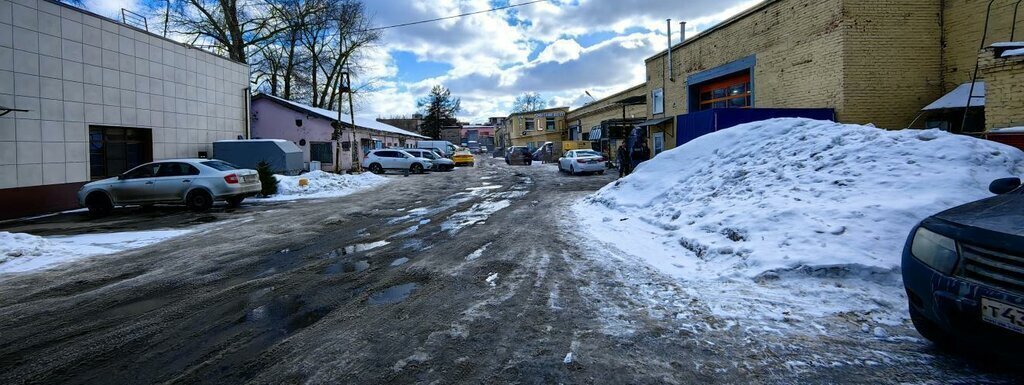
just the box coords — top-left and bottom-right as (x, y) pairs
(82, 0), (761, 122)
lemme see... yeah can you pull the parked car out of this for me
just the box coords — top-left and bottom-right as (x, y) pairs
(452, 149), (475, 167)
(78, 159), (261, 215)
(417, 140), (459, 158)
(505, 146), (533, 165)
(558, 150), (606, 175)
(405, 148), (455, 171)
(902, 177), (1024, 355)
(362, 149), (433, 174)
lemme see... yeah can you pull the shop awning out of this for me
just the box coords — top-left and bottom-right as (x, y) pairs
(588, 128), (602, 141)
(922, 82), (985, 111)
(635, 117), (674, 127)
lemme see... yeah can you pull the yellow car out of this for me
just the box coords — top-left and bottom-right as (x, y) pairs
(452, 150), (475, 167)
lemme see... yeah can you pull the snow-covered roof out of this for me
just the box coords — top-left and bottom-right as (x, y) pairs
(922, 82), (985, 111)
(214, 139), (289, 143)
(988, 126), (1024, 134)
(256, 93), (429, 139)
(991, 41), (1024, 48)
(1002, 48), (1024, 58)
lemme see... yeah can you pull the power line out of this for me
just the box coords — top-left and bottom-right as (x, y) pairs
(365, 0), (548, 32)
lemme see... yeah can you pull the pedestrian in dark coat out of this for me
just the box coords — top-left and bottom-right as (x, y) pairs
(616, 142), (630, 177)
(640, 142), (652, 162)
(630, 139), (646, 171)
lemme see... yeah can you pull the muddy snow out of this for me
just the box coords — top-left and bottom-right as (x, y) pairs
(260, 170), (390, 201)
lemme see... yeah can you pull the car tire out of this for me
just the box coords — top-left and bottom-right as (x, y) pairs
(411, 163), (424, 174)
(186, 190), (214, 212)
(570, 165), (576, 175)
(909, 305), (953, 347)
(598, 170), (605, 175)
(526, 160), (532, 166)
(369, 163), (384, 174)
(226, 196), (244, 208)
(85, 192), (113, 217)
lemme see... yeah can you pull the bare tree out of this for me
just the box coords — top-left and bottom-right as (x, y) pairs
(252, 0), (320, 98)
(172, 0), (290, 62)
(512, 92), (546, 113)
(303, 0), (380, 109)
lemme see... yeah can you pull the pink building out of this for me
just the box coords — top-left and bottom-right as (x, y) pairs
(460, 125), (496, 148)
(250, 94), (427, 171)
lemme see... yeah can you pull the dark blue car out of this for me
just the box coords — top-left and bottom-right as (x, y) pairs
(903, 177), (1024, 353)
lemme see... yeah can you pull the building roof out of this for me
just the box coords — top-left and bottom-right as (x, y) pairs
(922, 82), (985, 111)
(646, 0), (781, 63)
(507, 106), (570, 118)
(253, 93), (429, 139)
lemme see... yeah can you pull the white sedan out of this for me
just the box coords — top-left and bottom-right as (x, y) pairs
(558, 150), (607, 175)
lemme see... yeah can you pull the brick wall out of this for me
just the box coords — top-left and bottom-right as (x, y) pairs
(980, 48), (1024, 130)
(646, 0), (846, 122)
(941, 0), (1021, 90)
(840, 0), (943, 128)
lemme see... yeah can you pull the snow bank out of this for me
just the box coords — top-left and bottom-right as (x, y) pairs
(0, 229), (192, 274)
(576, 118), (1024, 280)
(261, 170), (389, 201)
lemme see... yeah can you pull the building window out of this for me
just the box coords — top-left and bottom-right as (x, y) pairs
(652, 88), (665, 114)
(545, 117), (556, 131)
(525, 118), (535, 131)
(89, 126), (153, 179)
(310, 142), (333, 163)
(698, 72), (751, 111)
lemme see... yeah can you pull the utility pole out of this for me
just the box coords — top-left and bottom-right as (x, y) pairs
(343, 70), (360, 173)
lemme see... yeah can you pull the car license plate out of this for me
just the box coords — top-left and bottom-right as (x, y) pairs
(981, 297), (1024, 334)
(243, 175), (256, 183)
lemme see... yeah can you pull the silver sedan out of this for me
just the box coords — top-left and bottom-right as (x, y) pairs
(78, 159), (262, 215)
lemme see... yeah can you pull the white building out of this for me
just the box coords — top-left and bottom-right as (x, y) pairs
(0, 0), (250, 219)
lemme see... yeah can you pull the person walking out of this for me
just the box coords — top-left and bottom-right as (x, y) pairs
(630, 138), (647, 172)
(616, 141), (630, 178)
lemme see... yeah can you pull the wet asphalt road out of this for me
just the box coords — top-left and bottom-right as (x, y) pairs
(1, 156), (1022, 384)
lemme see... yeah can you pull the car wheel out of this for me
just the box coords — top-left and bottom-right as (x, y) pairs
(598, 170), (605, 175)
(411, 163), (424, 174)
(369, 163), (384, 174)
(85, 192), (113, 217)
(909, 305), (952, 347)
(226, 196), (244, 208)
(186, 190), (214, 212)
(570, 165), (577, 175)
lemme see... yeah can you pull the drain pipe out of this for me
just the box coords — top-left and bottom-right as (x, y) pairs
(961, 0), (995, 132)
(1013, 0), (1023, 40)
(667, 19), (674, 82)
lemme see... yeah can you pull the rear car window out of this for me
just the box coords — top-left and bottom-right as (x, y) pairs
(202, 160), (239, 171)
(577, 151), (601, 157)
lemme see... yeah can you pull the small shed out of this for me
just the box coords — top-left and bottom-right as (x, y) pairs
(213, 139), (304, 175)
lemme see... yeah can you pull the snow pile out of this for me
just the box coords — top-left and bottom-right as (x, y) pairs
(576, 118), (1024, 280)
(263, 170), (389, 201)
(1, 229), (191, 274)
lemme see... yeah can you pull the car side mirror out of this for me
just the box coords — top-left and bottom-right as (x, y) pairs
(989, 177), (1021, 195)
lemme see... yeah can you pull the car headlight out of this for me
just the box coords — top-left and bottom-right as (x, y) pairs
(911, 227), (960, 275)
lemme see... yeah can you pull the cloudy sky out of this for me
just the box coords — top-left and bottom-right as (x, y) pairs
(81, 0), (760, 123)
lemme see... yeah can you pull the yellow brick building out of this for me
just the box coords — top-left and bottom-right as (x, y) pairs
(506, 107), (569, 149)
(564, 84), (648, 159)
(639, 0), (1024, 151)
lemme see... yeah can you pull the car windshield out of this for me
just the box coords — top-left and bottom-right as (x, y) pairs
(201, 160), (239, 171)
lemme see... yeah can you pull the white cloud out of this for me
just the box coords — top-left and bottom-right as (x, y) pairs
(535, 39), (583, 64)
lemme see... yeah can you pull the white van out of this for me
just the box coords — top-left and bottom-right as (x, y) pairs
(417, 141), (459, 158)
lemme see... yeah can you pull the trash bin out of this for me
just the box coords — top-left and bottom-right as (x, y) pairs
(309, 161), (321, 171)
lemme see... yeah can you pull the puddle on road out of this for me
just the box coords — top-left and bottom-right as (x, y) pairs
(390, 257), (409, 266)
(368, 283), (419, 305)
(324, 259), (370, 274)
(440, 199), (512, 234)
(245, 295), (332, 333)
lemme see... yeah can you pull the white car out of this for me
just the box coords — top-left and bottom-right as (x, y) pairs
(558, 150), (606, 175)
(405, 148), (455, 171)
(362, 149), (433, 174)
